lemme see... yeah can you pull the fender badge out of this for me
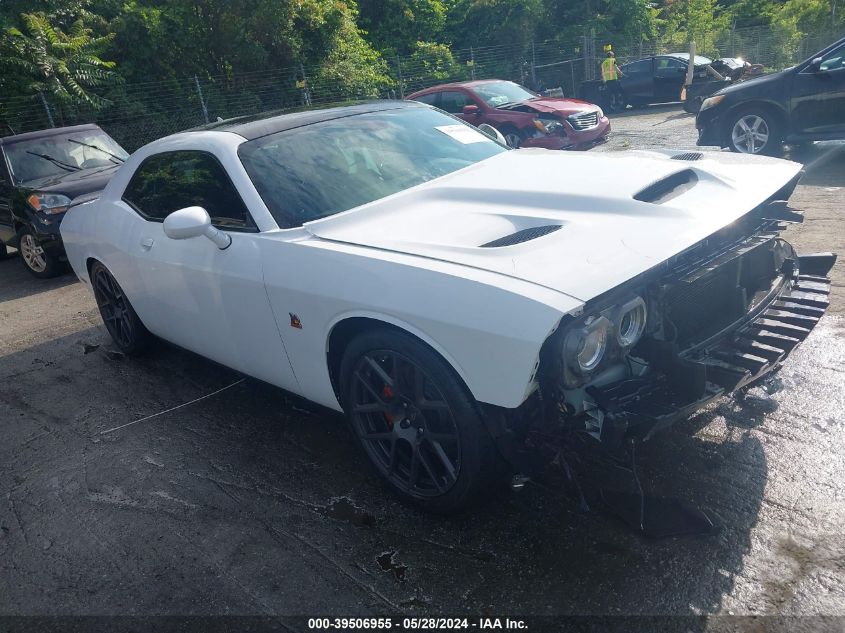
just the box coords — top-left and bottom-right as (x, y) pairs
(289, 313), (303, 329)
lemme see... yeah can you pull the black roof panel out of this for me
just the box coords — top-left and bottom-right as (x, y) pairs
(192, 100), (423, 140)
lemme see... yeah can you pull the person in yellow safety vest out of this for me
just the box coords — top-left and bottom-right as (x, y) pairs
(601, 51), (625, 110)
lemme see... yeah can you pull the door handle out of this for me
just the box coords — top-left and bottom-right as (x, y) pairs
(140, 237), (154, 250)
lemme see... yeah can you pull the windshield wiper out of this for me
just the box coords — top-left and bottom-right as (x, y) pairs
(67, 139), (125, 164)
(25, 151), (81, 172)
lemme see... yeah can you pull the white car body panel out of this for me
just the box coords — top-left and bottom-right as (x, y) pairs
(305, 148), (802, 302)
(60, 120), (803, 413)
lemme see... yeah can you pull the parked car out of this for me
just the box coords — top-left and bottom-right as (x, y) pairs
(0, 123), (128, 277)
(407, 79), (610, 149)
(61, 101), (834, 513)
(697, 36), (845, 155)
(580, 53), (715, 111)
(683, 57), (766, 113)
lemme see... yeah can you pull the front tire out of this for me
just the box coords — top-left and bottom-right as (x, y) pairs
(339, 328), (498, 514)
(90, 261), (153, 355)
(726, 108), (782, 156)
(18, 227), (61, 278)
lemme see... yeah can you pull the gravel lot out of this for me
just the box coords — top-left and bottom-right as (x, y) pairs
(1, 107), (843, 628)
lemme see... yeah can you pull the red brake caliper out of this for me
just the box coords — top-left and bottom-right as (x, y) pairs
(382, 384), (395, 427)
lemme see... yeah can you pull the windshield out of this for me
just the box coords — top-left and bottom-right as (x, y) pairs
(4, 129), (128, 185)
(472, 81), (537, 107)
(238, 107), (507, 229)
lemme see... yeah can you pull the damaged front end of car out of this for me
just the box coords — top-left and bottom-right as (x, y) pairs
(489, 174), (836, 466)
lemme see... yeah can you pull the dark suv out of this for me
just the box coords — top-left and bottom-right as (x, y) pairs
(0, 123), (128, 277)
(696, 36), (845, 155)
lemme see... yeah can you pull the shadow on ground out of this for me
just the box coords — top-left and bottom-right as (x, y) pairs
(0, 324), (768, 620)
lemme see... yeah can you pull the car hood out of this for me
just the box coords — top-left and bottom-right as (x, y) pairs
(22, 164), (120, 198)
(501, 97), (598, 116)
(304, 149), (802, 303)
(718, 67), (789, 95)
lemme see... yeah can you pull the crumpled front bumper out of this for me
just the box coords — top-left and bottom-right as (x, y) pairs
(588, 253), (835, 446)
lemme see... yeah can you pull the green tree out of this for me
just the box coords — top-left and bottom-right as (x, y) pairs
(447, 0), (545, 49)
(1, 12), (118, 108)
(661, 0), (731, 54)
(357, 0), (447, 55)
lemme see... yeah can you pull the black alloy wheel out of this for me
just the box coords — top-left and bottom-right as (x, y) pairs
(340, 329), (497, 513)
(90, 261), (152, 355)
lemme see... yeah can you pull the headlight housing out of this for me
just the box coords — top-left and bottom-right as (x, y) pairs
(27, 193), (71, 215)
(534, 117), (565, 135)
(699, 95), (725, 111)
(595, 106), (604, 118)
(563, 315), (611, 376)
(613, 296), (647, 348)
(558, 295), (648, 387)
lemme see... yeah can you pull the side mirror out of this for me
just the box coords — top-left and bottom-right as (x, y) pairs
(462, 104), (481, 115)
(477, 123), (507, 145)
(810, 57), (824, 72)
(163, 206), (231, 250)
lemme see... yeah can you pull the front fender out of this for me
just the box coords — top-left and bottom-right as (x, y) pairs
(259, 235), (581, 411)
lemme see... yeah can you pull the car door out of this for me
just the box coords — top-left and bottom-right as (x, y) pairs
(437, 90), (482, 123)
(790, 41), (845, 138)
(619, 58), (654, 103)
(120, 150), (299, 389)
(653, 57), (688, 103)
(0, 151), (15, 245)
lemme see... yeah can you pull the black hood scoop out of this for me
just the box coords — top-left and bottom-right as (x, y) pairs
(480, 224), (562, 247)
(634, 169), (699, 204)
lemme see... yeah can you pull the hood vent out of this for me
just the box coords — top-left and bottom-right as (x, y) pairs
(634, 169), (698, 204)
(481, 224), (562, 248)
(671, 152), (703, 161)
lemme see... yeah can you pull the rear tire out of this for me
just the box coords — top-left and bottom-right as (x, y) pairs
(726, 107), (782, 156)
(339, 328), (498, 514)
(18, 226), (61, 278)
(90, 261), (153, 355)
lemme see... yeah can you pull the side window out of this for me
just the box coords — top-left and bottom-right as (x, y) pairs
(655, 57), (686, 77)
(622, 59), (651, 75)
(123, 151), (255, 230)
(412, 92), (439, 106)
(439, 91), (473, 113)
(820, 44), (845, 71)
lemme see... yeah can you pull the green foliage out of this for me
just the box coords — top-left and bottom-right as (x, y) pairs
(446, 0), (546, 49)
(0, 11), (118, 108)
(358, 0), (447, 55)
(1, 0), (841, 142)
(662, 0), (732, 53)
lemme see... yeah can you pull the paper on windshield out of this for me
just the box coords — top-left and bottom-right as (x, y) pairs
(435, 124), (488, 144)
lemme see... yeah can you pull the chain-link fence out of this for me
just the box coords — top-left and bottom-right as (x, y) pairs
(2, 24), (842, 151)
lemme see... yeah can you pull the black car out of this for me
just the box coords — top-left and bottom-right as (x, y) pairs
(580, 53), (716, 111)
(0, 124), (128, 277)
(697, 36), (845, 155)
(618, 53), (716, 106)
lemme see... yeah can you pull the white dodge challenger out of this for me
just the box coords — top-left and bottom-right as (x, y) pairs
(61, 101), (835, 512)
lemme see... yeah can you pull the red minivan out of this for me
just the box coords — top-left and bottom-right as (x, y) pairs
(408, 79), (610, 149)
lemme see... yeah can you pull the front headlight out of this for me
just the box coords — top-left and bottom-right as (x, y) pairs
(534, 118), (565, 135)
(700, 95), (726, 111)
(27, 193), (71, 215)
(564, 315), (610, 374)
(613, 296), (647, 348)
(595, 106), (604, 118)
